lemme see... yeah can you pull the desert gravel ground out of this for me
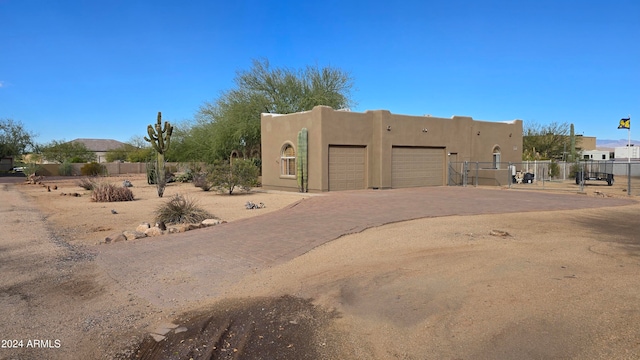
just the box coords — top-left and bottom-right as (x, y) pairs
(1, 175), (640, 359)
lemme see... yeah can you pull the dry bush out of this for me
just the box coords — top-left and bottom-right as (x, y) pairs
(155, 194), (214, 224)
(81, 162), (106, 176)
(77, 177), (97, 190)
(91, 183), (135, 202)
(193, 173), (212, 191)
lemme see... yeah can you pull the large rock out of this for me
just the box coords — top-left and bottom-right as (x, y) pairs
(145, 227), (165, 237)
(170, 223), (202, 233)
(123, 230), (147, 241)
(201, 218), (221, 227)
(104, 233), (127, 244)
(136, 223), (151, 232)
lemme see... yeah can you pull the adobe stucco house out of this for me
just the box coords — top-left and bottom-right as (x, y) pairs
(261, 106), (523, 192)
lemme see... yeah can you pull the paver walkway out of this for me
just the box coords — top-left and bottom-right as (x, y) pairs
(96, 187), (634, 308)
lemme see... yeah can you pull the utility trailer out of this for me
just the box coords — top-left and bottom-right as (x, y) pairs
(575, 160), (614, 186)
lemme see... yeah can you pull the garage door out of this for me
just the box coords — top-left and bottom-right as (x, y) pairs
(329, 146), (366, 191)
(392, 147), (444, 188)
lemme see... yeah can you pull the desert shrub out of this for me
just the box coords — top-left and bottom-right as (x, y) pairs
(81, 162), (105, 176)
(77, 177), (97, 190)
(569, 162), (582, 178)
(90, 183), (135, 202)
(154, 194), (214, 224)
(250, 158), (262, 175)
(174, 169), (194, 183)
(59, 161), (73, 176)
(193, 173), (212, 191)
(166, 164), (179, 174)
(146, 161), (175, 184)
(23, 163), (40, 178)
(188, 162), (203, 172)
(209, 159), (259, 195)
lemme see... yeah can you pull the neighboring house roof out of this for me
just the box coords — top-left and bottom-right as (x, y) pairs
(70, 138), (127, 152)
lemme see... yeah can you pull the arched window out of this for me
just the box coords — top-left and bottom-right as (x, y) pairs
(281, 144), (296, 177)
(492, 146), (501, 169)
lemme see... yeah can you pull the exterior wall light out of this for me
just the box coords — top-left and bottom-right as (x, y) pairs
(387, 125), (391, 131)
(477, 131), (481, 136)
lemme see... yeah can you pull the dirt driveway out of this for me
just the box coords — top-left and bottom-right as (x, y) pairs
(1, 179), (640, 359)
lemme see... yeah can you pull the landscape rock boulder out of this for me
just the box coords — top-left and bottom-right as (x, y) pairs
(104, 233), (127, 244)
(170, 223), (202, 233)
(201, 218), (221, 227)
(123, 230), (147, 241)
(145, 227), (165, 237)
(136, 223), (151, 232)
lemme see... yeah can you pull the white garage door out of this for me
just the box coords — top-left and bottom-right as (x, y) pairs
(328, 146), (366, 191)
(392, 147), (444, 188)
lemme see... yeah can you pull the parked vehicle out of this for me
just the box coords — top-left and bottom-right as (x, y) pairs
(575, 160), (614, 186)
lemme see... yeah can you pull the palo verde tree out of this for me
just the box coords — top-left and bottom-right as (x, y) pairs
(105, 138), (155, 163)
(522, 121), (579, 160)
(0, 118), (35, 159)
(144, 112), (174, 198)
(174, 59), (355, 163)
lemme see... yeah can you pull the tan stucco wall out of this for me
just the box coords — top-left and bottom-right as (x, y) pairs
(261, 106), (523, 192)
(577, 136), (596, 151)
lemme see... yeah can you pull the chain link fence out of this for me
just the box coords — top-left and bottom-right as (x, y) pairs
(449, 160), (640, 196)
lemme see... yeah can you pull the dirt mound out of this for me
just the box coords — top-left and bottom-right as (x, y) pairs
(127, 295), (339, 360)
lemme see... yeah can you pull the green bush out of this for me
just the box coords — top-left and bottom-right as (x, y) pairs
(81, 162), (106, 176)
(154, 194), (214, 224)
(250, 158), (262, 175)
(59, 161), (73, 176)
(209, 159), (259, 195)
(90, 183), (134, 202)
(174, 171), (193, 183)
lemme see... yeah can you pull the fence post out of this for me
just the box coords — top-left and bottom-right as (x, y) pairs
(475, 162), (479, 187)
(463, 161), (468, 187)
(628, 162), (631, 196)
(508, 162), (513, 188)
(579, 162), (585, 192)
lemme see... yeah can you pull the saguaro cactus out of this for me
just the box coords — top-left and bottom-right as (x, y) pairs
(144, 112), (174, 197)
(296, 128), (308, 192)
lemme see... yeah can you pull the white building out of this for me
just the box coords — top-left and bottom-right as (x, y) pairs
(614, 145), (640, 160)
(582, 150), (610, 160)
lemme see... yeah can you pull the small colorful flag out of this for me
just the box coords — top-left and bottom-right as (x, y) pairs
(618, 117), (630, 129)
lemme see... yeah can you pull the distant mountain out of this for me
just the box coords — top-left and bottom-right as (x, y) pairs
(596, 139), (640, 148)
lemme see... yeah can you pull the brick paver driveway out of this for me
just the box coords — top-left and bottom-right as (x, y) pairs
(97, 187), (634, 308)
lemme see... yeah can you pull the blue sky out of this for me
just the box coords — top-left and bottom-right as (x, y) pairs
(1, 0), (638, 145)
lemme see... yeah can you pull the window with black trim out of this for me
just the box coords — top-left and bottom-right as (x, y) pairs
(492, 146), (501, 169)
